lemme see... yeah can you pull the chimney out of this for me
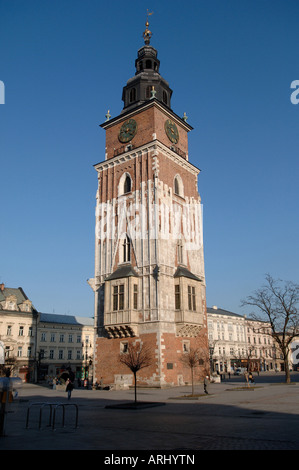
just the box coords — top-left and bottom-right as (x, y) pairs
(0, 283), (4, 292)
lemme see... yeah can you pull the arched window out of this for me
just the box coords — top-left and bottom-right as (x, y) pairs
(163, 90), (168, 105)
(174, 175), (184, 197)
(146, 59), (152, 69)
(145, 86), (152, 99)
(122, 235), (131, 263)
(129, 88), (136, 103)
(177, 240), (183, 264)
(174, 177), (180, 196)
(118, 172), (133, 196)
(124, 174), (131, 193)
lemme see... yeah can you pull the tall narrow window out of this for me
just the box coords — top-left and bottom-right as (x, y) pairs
(188, 286), (196, 311)
(145, 86), (152, 99)
(124, 175), (131, 193)
(174, 175), (184, 197)
(113, 286), (118, 311)
(133, 284), (138, 309)
(119, 284), (124, 310)
(129, 88), (136, 103)
(175, 285), (181, 310)
(122, 235), (131, 262)
(177, 241), (183, 264)
(174, 177), (180, 195)
(113, 284), (125, 311)
(163, 90), (168, 105)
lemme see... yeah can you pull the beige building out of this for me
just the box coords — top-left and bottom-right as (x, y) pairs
(245, 317), (282, 371)
(38, 313), (94, 382)
(207, 306), (247, 373)
(0, 283), (94, 382)
(0, 284), (38, 381)
(207, 306), (284, 373)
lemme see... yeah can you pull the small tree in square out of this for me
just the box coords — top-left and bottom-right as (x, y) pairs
(180, 347), (200, 396)
(119, 342), (153, 403)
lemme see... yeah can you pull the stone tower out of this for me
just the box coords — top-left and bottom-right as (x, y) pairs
(90, 20), (209, 388)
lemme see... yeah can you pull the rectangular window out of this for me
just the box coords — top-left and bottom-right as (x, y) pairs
(50, 333), (55, 342)
(119, 284), (124, 310)
(50, 349), (54, 359)
(113, 284), (125, 311)
(17, 347), (22, 357)
(177, 241), (183, 264)
(19, 326), (24, 336)
(113, 286), (118, 311)
(120, 342), (128, 353)
(7, 325), (12, 336)
(188, 286), (196, 311)
(175, 285), (181, 309)
(133, 284), (138, 309)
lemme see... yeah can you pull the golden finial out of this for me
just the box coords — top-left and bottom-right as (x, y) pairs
(143, 10), (153, 45)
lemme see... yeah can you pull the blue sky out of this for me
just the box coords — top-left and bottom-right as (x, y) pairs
(1, 0), (298, 317)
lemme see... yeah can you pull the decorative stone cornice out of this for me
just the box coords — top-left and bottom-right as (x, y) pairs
(94, 140), (199, 177)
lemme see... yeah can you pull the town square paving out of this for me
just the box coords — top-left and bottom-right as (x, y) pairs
(1, 372), (299, 453)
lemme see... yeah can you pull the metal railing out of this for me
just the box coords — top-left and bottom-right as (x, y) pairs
(26, 401), (78, 430)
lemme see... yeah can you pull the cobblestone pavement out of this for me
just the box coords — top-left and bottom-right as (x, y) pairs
(1, 373), (299, 451)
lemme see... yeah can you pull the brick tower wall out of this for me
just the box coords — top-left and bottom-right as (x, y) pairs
(94, 329), (209, 388)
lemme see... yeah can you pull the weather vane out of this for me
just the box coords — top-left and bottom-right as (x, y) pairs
(143, 9), (153, 45)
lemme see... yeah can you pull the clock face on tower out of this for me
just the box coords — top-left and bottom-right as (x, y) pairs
(118, 119), (138, 143)
(165, 119), (179, 144)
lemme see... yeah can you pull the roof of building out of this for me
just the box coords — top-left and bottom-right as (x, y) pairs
(105, 264), (139, 281)
(207, 306), (245, 319)
(39, 313), (94, 326)
(174, 266), (201, 281)
(0, 285), (37, 312)
(0, 286), (28, 304)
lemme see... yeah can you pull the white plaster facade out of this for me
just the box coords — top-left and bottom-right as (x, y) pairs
(207, 306), (284, 372)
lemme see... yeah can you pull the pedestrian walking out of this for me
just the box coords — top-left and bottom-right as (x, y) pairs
(204, 376), (210, 394)
(66, 379), (74, 400)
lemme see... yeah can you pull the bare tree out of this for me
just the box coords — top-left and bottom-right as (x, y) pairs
(119, 342), (153, 403)
(180, 347), (200, 396)
(241, 274), (299, 383)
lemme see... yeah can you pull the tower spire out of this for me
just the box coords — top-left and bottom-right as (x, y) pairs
(143, 10), (153, 45)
